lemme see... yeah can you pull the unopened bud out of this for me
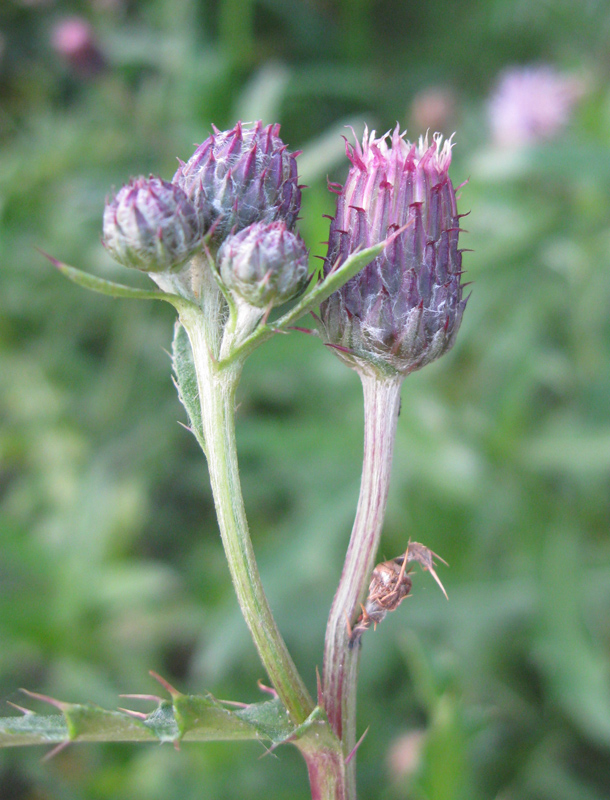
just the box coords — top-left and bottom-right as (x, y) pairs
(320, 126), (467, 377)
(173, 121), (301, 245)
(103, 176), (202, 273)
(218, 221), (309, 308)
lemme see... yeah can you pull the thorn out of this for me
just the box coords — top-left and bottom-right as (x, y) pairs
(329, 253), (345, 274)
(309, 310), (322, 325)
(149, 671), (181, 699)
(258, 741), (281, 760)
(345, 726), (369, 765)
(177, 421), (194, 433)
(119, 694), (163, 703)
(19, 689), (66, 711)
(219, 699), (250, 708)
(42, 740), (71, 762)
(263, 730), (297, 757)
(344, 610), (353, 639)
(324, 342), (355, 355)
(117, 707), (149, 720)
(261, 302), (273, 327)
(6, 701), (34, 715)
(35, 247), (63, 269)
(257, 681), (278, 699)
(286, 326), (317, 335)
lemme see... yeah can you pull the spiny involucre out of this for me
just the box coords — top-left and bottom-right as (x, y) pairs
(218, 221), (309, 309)
(173, 121), (302, 246)
(103, 176), (202, 273)
(320, 126), (468, 377)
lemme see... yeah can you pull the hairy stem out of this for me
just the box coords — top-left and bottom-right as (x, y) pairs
(184, 315), (314, 725)
(322, 372), (403, 795)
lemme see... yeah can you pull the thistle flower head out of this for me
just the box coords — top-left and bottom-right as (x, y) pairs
(218, 221), (309, 308)
(103, 176), (202, 273)
(320, 126), (467, 376)
(489, 65), (584, 148)
(173, 121), (301, 246)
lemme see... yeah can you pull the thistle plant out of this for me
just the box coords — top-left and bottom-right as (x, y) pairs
(1, 121), (468, 800)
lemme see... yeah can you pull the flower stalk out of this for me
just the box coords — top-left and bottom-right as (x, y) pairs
(182, 308), (315, 725)
(322, 372), (403, 794)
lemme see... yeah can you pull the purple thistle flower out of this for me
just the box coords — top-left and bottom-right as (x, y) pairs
(173, 121), (302, 246)
(218, 221), (309, 309)
(320, 126), (467, 376)
(488, 65), (584, 148)
(103, 176), (202, 273)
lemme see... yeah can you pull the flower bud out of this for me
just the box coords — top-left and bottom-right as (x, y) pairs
(103, 176), (202, 273)
(173, 121), (301, 245)
(218, 221), (309, 308)
(320, 126), (467, 376)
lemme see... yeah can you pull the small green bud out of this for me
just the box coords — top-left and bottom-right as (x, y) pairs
(218, 221), (309, 308)
(103, 176), (202, 273)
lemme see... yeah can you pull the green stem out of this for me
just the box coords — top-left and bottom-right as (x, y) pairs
(322, 372), (403, 796)
(183, 315), (314, 725)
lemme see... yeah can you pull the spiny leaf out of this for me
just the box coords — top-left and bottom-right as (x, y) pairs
(171, 322), (206, 453)
(0, 693), (325, 749)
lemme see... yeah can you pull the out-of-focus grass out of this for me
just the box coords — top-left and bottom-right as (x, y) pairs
(1, 1), (610, 799)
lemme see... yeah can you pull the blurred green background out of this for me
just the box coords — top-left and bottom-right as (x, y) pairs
(2, 1), (610, 798)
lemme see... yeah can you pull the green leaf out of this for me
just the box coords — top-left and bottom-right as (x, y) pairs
(172, 321), (206, 453)
(41, 251), (198, 313)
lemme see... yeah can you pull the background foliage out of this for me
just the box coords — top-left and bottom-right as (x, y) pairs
(1, 0), (610, 798)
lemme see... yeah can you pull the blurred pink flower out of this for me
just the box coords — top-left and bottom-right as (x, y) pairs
(387, 731), (425, 781)
(51, 17), (106, 78)
(410, 85), (456, 135)
(489, 65), (584, 148)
